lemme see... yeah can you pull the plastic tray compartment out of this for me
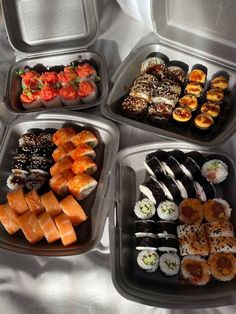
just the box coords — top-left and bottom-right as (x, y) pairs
(110, 142), (236, 308)
(0, 111), (119, 256)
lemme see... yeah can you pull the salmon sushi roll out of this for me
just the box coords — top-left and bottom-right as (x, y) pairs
(59, 85), (81, 106)
(69, 144), (96, 160)
(208, 253), (236, 281)
(41, 86), (62, 108)
(76, 63), (97, 82)
(0, 203), (20, 234)
(71, 156), (97, 175)
(50, 156), (73, 177)
(60, 195), (87, 226)
(71, 130), (98, 148)
(25, 190), (45, 215)
(38, 212), (60, 243)
(52, 142), (76, 162)
(40, 191), (62, 217)
(54, 214), (77, 246)
(49, 169), (74, 197)
(52, 127), (77, 147)
(68, 173), (98, 201)
(17, 211), (44, 244)
(7, 188), (29, 215)
(78, 81), (98, 104)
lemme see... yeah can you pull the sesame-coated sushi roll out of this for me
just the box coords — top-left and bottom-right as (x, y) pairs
(133, 73), (159, 86)
(210, 76), (229, 90)
(201, 159), (228, 184)
(177, 223), (205, 239)
(121, 96), (148, 120)
(136, 249), (159, 272)
(148, 102), (173, 125)
(52, 127), (77, 147)
(201, 102), (220, 118)
(59, 85), (81, 106)
(129, 82), (156, 103)
(19, 133), (38, 147)
(179, 232), (209, 257)
(208, 253), (236, 281)
(157, 200), (178, 221)
(76, 63), (97, 82)
(159, 79), (182, 96)
(7, 172), (27, 190)
(179, 198), (203, 225)
(178, 95), (198, 111)
(68, 172), (98, 201)
(205, 220), (234, 238)
(185, 82), (203, 98)
(12, 155), (30, 174)
(181, 255), (210, 286)
(140, 57), (165, 75)
(165, 66), (186, 85)
(71, 130), (98, 148)
(78, 81), (98, 104)
(206, 89), (224, 103)
(41, 85), (62, 108)
(134, 198), (156, 220)
(159, 253), (180, 276)
(139, 177), (166, 205)
(30, 157), (51, 176)
(203, 198), (232, 222)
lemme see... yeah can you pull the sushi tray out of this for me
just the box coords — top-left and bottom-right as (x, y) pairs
(110, 142), (236, 308)
(1, 0), (108, 113)
(0, 111), (119, 255)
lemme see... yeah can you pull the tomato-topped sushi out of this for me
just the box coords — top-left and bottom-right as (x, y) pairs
(40, 71), (58, 85)
(59, 85), (81, 106)
(20, 89), (42, 109)
(78, 81), (98, 104)
(21, 70), (41, 90)
(58, 67), (78, 87)
(41, 85), (62, 108)
(76, 63), (97, 82)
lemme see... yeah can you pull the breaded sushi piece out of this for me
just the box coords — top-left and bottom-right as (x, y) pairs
(17, 211), (44, 244)
(68, 173), (98, 201)
(71, 130), (98, 148)
(52, 127), (77, 147)
(40, 191), (62, 217)
(69, 144), (96, 161)
(200, 102), (220, 118)
(25, 190), (45, 215)
(206, 89), (224, 103)
(7, 188), (29, 215)
(0, 203), (20, 234)
(188, 69), (206, 84)
(210, 76), (229, 90)
(71, 156), (97, 175)
(49, 169), (74, 197)
(38, 212), (61, 244)
(209, 237), (236, 254)
(181, 255), (210, 286)
(185, 82), (203, 98)
(52, 142), (76, 162)
(208, 253), (236, 281)
(50, 156), (73, 177)
(54, 214), (77, 246)
(205, 220), (234, 238)
(203, 199), (231, 222)
(179, 198), (203, 224)
(60, 195), (87, 226)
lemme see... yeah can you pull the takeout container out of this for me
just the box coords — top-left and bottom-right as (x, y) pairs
(1, 0), (108, 113)
(102, 0), (236, 146)
(0, 111), (119, 255)
(109, 141), (236, 308)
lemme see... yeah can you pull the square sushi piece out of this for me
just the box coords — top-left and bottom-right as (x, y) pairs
(179, 230), (209, 256)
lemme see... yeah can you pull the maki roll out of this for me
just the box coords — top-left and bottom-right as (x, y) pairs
(41, 86), (62, 108)
(157, 236), (179, 253)
(157, 200), (178, 221)
(25, 172), (47, 190)
(20, 69), (41, 90)
(140, 57), (165, 75)
(7, 172), (27, 190)
(156, 79), (182, 96)
(145, 149), (169, 162)
(58, 68), (77, 87)
(30, 157), (51, 175)
(169, 149), (186, 164)
(139, 177), (166, 204)
(12, 155), (30, 174)
(40, 71), (58, 85)
(209, 237), (236, 254)
(133, 73), (159, 86)
(135, 220), (157, 237)
(71, 156), (97, 175)
(175, 175), (196, 199)
(59, 85), (81, 106)
(172, 107), (192, 126)
(194, 113), (214, 130)
(159, 253), (180, 276)
(162, 156), (183, 179)
(165, 66), (186, 85)
(208, 253), (236, 281)
(69, 144), (96, 161)
(181, 156), (201, 180)
(181, 255), (210, 286)
(129, 82), (157, 103)
(134, 198), (156, 220)
(210, 76), (229, 91)
(178, 95), (198, 111)
(37, 133), (54, 147)
(76, 63), (97, 82)
(188, 69), (206, 84)
(20, 90), (42, 110)
(19, 133), (38, 147)
(161, 176), (181, 201)
(148, 102), (173, 125)
(156, 220), (177, 238)
(52, 127), (77, 147)
(71, 130), (98, 148)
(203, 198), (232, 222)
(185, 82), (203, 98)
(136, 249), (159, 272)
(144, 156), (166, 180)
(31, 146), (54, 159)
(78, 81), (98, 104)
(178, 198), (203, 224)
(193, 177), (216, 202)
(185, 151), (205, 167)
(201, 159), (228, 184)
(136, 236), (158, 250)
(200, 102), (220, 118)
(68, 172), (98, 201)
(49, 169), (74, 197)
(121, 96), (148, 121)
(206, 89), (224, 103)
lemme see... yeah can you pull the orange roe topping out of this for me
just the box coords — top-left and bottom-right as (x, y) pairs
(77, 63), (96, 78)
(40, 71), (58, 85)
(78, 82), (95, 97)
(21, 70), (40, 89)
(20, 90), (41, 103)
(41, 86), (58, 100)
(59, 85), (78, 100)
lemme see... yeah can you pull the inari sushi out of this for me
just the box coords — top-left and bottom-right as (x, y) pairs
(49, 169), (74, 197)
(25, 190), (45, 215)
(0, 203), (20, 234)
(68, 173), (98, 201)
(69, 144), (96, 161)
(17, 211), (44, 244)
(59, 195), (87, 226)
(40, 191), (62, 217)
(71, 130), (98, 148)
(71, 156), (97, 175)
(38, 212), (61, 244)
(7, 188), (29, 215)
(50, 156), (73, 177)
(54, 214), (77, 246)
(52, 127), (77, 147)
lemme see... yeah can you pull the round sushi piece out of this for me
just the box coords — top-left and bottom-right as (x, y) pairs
(175, 175), (196, 199)
(179, 198), (203, 224)
(76, 63), (97, 82)
(7, 172), (27, 190)
(157, 200), (178, 221)
(181, 255), (210, 286)
(165, 66), (186, 85)
(135, 220), (157, 237)
(161, 176), (181, 201)
(12, 155), (30, 174)
(169, 149), (186, 164)
(156, 79), (182, 96)
(78, 81), (98, 104)
(210, 76), (229, 91)
(201, 159), (228, 184)
(194, 113), (214, 130)
(59, 85), (81, 106)
(136, 236), (158, 250)
(206, 89), (224, 103)
(188, 69), (206, 84)
(181, 156), (201, 180)
(25, 172), (47, 190)
(31, 146), (54, 159)
(157, 236), (179, 253)
(139, 177), (166, 204)
(136, 249), (159, 272)
(162, 156), (183, 179)
(16, 146), (32, 156)
(148, 102), (173, 125)
(185, 82), (203, 97)
(203, 198), (232, 222)
(152, 92), (178, 107)
(37, 133), (54, 147)
(172, 107), (192, 124)
(121, 96), (148, 120)
(208, 253), (236, 282)
(140, 57), (165, 75)
(144, 156), (166, 180)
(129, 82), (156, 103)
(178, 95), (198, 111)
(194, 177), (216, 202)
(134, 198), (156, 220)
(30, 157), (51, 175)
(20, 90), (43, 110)
(19, 133), (38, 147)
(159, 253), (180, 276)
(201, 102), (220, 118)
(145, 149), (169, 162)
(41, 86), (62, 108)
(133, 73), (159, 86)
(156, 220), (177, 238)
(185, 151), (205, 167)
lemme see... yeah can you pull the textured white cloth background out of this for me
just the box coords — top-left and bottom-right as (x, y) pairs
(0, 1), (236, 313)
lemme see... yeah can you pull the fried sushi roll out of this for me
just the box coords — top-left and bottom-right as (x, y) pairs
(121, 96), (148, 120)
(49, 169), (74, 197)
(179, 198), (203, 224)
(68, 172), (98, 201)
(206, 89), (224, 103)
(200, 102), (220, 118)
(71, 130), (98, 148)
(181, 255), (210, 286)
(188, 69), (206, 84)
(194, 113), (214, 130)
(178, 95), (198, 111)
(210, 76), (229, 91)
(208, 253), (236, 281)
(185, 82), (203, 98)
(52, 127), (77, 147)
(203, 198), (232, 222)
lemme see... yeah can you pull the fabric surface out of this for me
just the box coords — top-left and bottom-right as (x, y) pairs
(0, 1), (236, 313)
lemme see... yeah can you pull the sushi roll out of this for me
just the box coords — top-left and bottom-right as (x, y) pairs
(178, 95), (198, 111)
(139, 177), (166, 205)
(68, 172), (98, 201)
(78, 81), (98, 104)
(162, 156), (183, 179)
(209, 237), (236, 254)
(31, 146), (54, 159)
(185, 82), (203, 98)
(161, 176), (181, 201)
(157, 200), (178, 221)
(49, 169), (74, 197)
(165, 66), (186, 85)
(205, 220), (235, 238)
(71, 130), (98, 148)
(136, 235), (158, 251)
(41, 85), (62, 108)
(185, 151), (205, 167)
(169, 149), (186, 164)
(145, 149), (169, 162)
(210, 76), (229, 91)
(20, 69), (41, 90)
(159, 253), (180, 276)
(136, 249), (159, 272)
(19, 133), (38, 147)
(12, 155), (30, 174)
(144, 156), (166, 180)
(147, 102), (173, 125)
(20, 90), (42, 110)
(58, 68), (77, 87)
(121, 96), (148, 121)
(52, 127), (77, 147)
(181, 156), (201, 180)
(40, 71), (58, 85)
(157, 236), (179, 253)
(177, 223), (205, 239)
(25, 172), (47, 190)
(194, 113), (214, 130)
(37, 133), (54, 147)
(7, 172), (27, 190)
(133, 73), (159, 86)
(156, 220), (177, 238)
(135, 220), (157, 237)
(76, 63), (97, 82)
(172, 107), (192, 126)
(200, 102), (220, 118)
(69, 144), (96, 161)
(179, 198), (203, 224)
(175, 176), (196, 199)
(16, 146), (32, 156)
(179, 232), (209, 257)
(134, 198), (156, 220)
(50, 157), (73, 177)
(140, 57), (165, 75)
(208, 253), (236, 281)
(71, 156), (97, 175)
(129, 82), (156, 103)
(30, 157), (51, 175)
(201, 159), (228, 184)
(181, 255), (210, 286)
(188, 69), (206, 84)
(193, 177), (216, 202)
(203, 198), (232, 222)
(59, 85), (81, 106)
(158, 79), (182, 96)
(206, 89), (224, 103)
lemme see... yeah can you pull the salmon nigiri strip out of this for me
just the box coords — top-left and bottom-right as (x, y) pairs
(0, 203), (20, 234)
(38, 212), (60, 243)
(25, 190), (45, 215)
(60, 195), (87, 226)
(17, 211), (44, 243)
(40, 191), (62, 217)
(54, 214), (77, 246)
(7, 188), (29, 215)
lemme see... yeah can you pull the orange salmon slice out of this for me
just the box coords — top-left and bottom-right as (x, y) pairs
(17, 211), (44, 244)
(38, 212), (60, 243)
(25, 190), (45, 215)
(7, 188), (29, 215)
(54, 214), (77, 246)
(40, 191), (62, 217)
(60, 195), (87, 226)
(0, 203), (20, 234)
